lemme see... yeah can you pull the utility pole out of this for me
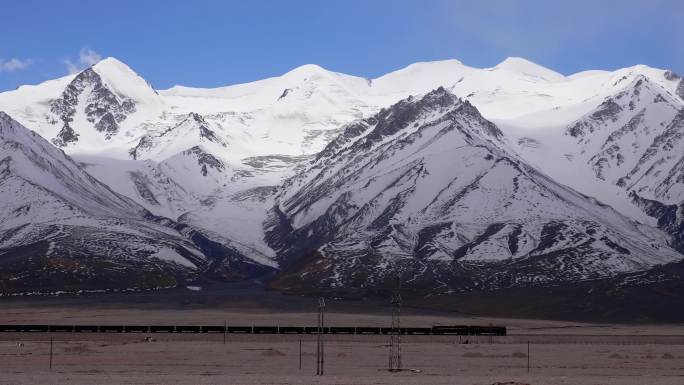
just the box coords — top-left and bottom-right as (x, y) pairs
(316, 297), (326, 376)
(389, 277), (402, 372)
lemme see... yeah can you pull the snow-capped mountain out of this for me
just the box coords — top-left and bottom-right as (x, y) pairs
(504, 66), (684, 254)
(0, 56), (683, 312)
(266, 88), (681, 294)
(0, 58), (164, 158)
(0, 112), (272, 294)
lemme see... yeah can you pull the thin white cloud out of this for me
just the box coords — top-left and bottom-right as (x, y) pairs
(64, 48), (103, 74)
(79, 49), (102, 67)
(0, 58), (33, 73)
(64, 59), (80, 74)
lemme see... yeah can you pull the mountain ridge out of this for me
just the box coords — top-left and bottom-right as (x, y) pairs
(266, 88), (680, 296)
(0, 112), (274, 294)
(1, 56), (683, 320)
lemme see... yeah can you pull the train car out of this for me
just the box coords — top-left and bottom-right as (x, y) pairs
(49, 325), (75, 333)
(100, 325), (124, 333)
(329, 326), (356, 334)
(469, 325), (507, 336)
(201, 325), (226, 333)
(431, 325), (469, 335)
(226, 326), (253, 333)
(279, 326), (305, 334)
(304, 326), (329, 334)
(22, 325), (50, 332)
(175, 325), (201, 333)
(74, 325), (99, 333)
(402, 327), (432, 335)
(253, 326), (279, 334)
(124, 325), (149, 333)
(149, 325), (175, 333)
(0, 325), (24, 332)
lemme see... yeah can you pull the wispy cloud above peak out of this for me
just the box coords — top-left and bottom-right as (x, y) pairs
(79, 49), (102, 67)
(64, 48), (102, 74)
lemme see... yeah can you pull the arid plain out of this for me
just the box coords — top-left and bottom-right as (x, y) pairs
(1, 293), (683, 385)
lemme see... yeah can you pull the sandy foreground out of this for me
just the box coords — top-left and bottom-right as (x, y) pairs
(0, 302), (683, 384)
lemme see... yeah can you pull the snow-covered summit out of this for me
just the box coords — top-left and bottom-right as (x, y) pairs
(91, 57), (161, 104)
(491, 57), (567, 82)
(267, 88), (682, 294)
(2, 55), (680, 161)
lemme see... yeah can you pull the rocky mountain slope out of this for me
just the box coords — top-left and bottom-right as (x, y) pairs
(0, 112), (272, 294)
(266, 88), (682, 295)
(506, 67), (684, 253)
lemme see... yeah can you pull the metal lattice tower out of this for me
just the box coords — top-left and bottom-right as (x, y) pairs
(316, 297), (326, 376)
(388, 278), (402, 371)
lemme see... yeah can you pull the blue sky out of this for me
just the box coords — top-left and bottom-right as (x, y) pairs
(1, 0), (682, 91)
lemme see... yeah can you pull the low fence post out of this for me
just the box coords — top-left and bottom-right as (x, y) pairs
(49, 337), (54, 369)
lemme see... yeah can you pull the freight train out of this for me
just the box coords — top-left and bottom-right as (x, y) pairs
(0, 324), (506, 335)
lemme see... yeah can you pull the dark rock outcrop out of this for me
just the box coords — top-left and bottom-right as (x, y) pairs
(49, 68), (136, 146)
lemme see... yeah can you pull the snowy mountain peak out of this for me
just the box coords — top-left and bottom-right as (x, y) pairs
(493, 57), (566, 82)
(360, 88), (474, 144)
(91, 56), (132, 73)
(128, 111), (227, 160)
(269, 84), (681, 295)
(91, 57), (160, 102)
(282, 63), (330, 78)
(188, 111), (205, 123)
(49, 66), (138, 146)
(372, 59), (468, 89)
(398, 59), (465, 72)
(32, 56), (169, 152)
